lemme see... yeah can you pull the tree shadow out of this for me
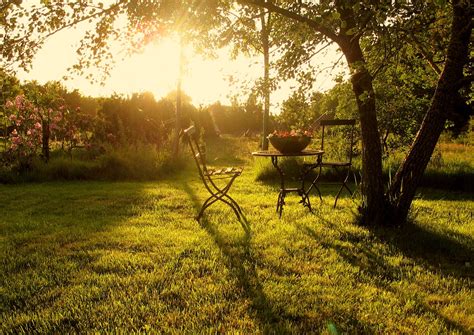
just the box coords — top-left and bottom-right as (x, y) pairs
(369, 222), (473, 280)
(297, 212), (473, 334)
(181, 182), (297, 333)
(0, 181), (152, 328)
(412, 188), (474, 201)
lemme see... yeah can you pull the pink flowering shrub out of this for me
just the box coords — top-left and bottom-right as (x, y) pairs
(2, 95), (93, 170)
(3, 95), (43, 167)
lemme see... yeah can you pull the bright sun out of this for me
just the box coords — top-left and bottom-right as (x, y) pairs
(16, 25), (340, 108)
(17, 28), (260, 105)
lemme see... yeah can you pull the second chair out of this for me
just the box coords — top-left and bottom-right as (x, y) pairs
(308, 119), (357, 207)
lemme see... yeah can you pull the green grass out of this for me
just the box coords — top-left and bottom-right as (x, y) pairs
(0, 136), (473, 334)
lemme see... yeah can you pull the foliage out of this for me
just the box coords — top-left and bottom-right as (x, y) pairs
(204, 101), (264, 135)
(0, 143), (185, 183)
(2, 95), (46, 169)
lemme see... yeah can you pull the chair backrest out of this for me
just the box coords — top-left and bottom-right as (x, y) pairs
(320, 119), (357, 164)
(184, 126), (208, 179)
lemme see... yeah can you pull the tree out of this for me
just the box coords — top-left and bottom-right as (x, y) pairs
(22, 81), (68, 161)
(238, 0), (472, 225)
(386, 0), (472, 223)
(220, 5), (279, 149)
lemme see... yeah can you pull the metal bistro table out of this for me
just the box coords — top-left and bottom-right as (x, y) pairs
(252, 149), (324, 217)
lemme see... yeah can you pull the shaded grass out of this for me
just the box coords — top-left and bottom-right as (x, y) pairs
(0, 136), (473, 334)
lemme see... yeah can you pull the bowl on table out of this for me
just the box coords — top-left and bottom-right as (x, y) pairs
(268, 132), (312, 154)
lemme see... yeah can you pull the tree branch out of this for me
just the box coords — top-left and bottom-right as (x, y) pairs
(2, 0), (127, 71)
(239, 0), (340, 44)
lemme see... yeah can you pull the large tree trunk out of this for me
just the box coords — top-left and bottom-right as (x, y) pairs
(387, 0), (472, 223)
(338, 36), (386, 225)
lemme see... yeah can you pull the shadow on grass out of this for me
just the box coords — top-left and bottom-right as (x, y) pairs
(0, 182), (151, 330)
(298, 212), (473, 334)
(182, 182), (295, 334)
(413, 188), (474, 201)
(369, 222), (473, 280)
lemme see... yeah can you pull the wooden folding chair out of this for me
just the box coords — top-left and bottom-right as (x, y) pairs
(184, 126), (244, 221)
(309, 119), (357, 207)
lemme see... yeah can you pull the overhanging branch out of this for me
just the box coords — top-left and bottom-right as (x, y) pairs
(239, 0), (340, 44)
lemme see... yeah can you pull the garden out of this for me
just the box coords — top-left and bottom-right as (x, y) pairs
(1, 1), (473, 334)
(1, 133), (473, 333)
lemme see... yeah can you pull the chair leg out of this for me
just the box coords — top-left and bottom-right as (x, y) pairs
(196, 188), (243, 222)
(197, 196), (217, 221)
(333, 167), (352, 208)
(308, 165), (323, 202)
(224, 194), (244, 215)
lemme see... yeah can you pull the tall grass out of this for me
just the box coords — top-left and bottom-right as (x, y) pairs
(0, 143), (185, 183)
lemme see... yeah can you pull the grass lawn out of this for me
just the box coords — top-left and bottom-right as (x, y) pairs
(1, 137), (473, 334)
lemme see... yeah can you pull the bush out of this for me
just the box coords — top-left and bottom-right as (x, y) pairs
(0, 143), (185, 183)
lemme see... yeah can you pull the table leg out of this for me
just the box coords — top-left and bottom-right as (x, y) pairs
(272, 156), (287, 217)
(299, 164), (314, 212)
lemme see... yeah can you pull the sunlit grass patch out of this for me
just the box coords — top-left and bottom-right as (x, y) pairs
(1, 136), (473, 333)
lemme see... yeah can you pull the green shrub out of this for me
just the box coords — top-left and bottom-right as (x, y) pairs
(0, 143), (185, 183)
(33, 157), (99, 181)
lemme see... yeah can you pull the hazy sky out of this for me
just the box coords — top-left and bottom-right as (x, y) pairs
(16, 19), (343, 111)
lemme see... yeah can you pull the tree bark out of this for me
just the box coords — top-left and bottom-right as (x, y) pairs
(338, 35), (386, 224)
(387, 0), (472, 223)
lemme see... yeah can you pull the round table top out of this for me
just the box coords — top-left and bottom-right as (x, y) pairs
(252, 149), (324, 157)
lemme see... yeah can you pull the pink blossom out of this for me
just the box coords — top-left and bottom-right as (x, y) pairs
(27, 130), (32, 136)
(11, 129), (18, 136)
(12, 136), (21, 144)
(15, 95), (24, 109)
(11, 143), (18, 150)
(9, 114), (17, 121)
(5, 100), (14, 108)
(35, 122), (42, 130)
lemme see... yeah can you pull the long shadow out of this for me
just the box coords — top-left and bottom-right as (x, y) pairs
(182, 182), (293, 334)
(412, 188), (474, 201)
(298, 212), (473, 334)
(369, 222), (473, 280)
(0, 181), (150, 331)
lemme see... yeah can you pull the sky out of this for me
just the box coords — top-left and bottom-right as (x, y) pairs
(16, 17), (344, 112)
